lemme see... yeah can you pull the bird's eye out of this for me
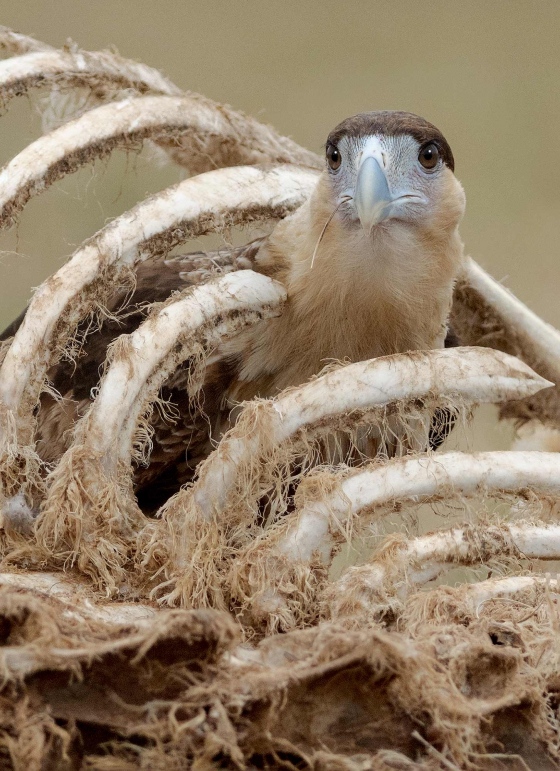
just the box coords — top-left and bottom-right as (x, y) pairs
(418, 143), (440, 171)
(326, 144), (341, 170)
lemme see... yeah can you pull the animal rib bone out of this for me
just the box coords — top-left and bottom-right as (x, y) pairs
(0, 571), (156, 627)
(0, 35), (321, 174)
(0, 164), (316, 496)
(188, 347), (551, 522)
(35, 271), (286, 591)
(328, 520), (560, 622)
(0, 94), (319, 230)
(395, 573), (560, 636)
(464, 258), (560, 377)
(0, 48), (181, 107)
(457, 574), (559, 613)
(240, 446), (559, 630)
(298, 450), (560, 566)
(452, 257), (560, 428)
(68, 271), (285, 466)
(149, 348), (551, 615)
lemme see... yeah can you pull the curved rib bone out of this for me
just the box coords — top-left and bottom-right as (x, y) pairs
(464, 258), (560, 374)
(239, 445), (559, 631)
(74, 271), (285, 465)
(452, 257), (560, 428)
(149, 348), (551, 613)
(328, 520), (560, 622)
(296, 450), (560, 568)
(193, 347), (552, 522)
(0, 164), (317, 496)
(0, 94), (319, 229)
(455, 574), (559, 614)
(0, 48), (181, 107)
(35, 271), (286, 591)
(395, 574), (560, 635)
(0, 571), (156, 627)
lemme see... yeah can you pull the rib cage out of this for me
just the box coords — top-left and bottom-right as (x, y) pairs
(0, 26), (559, 769)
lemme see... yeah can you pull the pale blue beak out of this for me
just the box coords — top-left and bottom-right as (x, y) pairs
(354, 155), (394, 233)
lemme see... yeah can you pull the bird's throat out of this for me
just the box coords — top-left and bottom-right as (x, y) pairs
(234, 178), (464, 395)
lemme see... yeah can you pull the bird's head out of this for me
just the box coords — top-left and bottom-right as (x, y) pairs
(324, 111), (464, 236)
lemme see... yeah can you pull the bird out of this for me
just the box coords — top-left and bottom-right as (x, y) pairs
(1, 111), (466, 510)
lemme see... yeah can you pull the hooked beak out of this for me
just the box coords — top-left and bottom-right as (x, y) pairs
(354, 154), (394, 233)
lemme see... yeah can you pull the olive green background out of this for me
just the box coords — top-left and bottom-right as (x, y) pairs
(0, 1), (558, 450)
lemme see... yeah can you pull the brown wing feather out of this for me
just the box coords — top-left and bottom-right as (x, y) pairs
(2, 239), (266, 511)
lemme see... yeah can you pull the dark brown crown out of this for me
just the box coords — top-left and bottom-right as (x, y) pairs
(327, 111), (454, 171)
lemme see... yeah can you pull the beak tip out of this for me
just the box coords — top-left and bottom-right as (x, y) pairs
(355, 154), (393, 231)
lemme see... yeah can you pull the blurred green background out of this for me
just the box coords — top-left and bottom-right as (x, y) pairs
(0, 0), (558, 451)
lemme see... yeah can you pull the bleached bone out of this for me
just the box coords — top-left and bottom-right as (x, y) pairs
(452, 257), (560, 428)
(149, 348), (551, 612)
(0, 571), (156, 627)
(458, 575), (559, 613)
(396, 574), (560, 633)
(35, 271), (286, 591)
(0, 164), (317, 494)
(0, 26), (53, 56)
(0, 93), (319, 230)
(463, 258), (560, 377)
(0, 48), (181, 107)
(240, 445), (559, 630)
(296, 450), (560, 567)
(328, 520), (560, 621)
(0, 47), (314, 175)
(193, 348), (552, 521)
(64, 271), (285, 466)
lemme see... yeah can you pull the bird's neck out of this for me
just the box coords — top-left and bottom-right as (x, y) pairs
(238, 175), (464, 394)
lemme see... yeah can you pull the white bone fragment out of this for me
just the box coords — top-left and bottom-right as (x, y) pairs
(0, 94), (319, 229)
(329, 520), (560, 620)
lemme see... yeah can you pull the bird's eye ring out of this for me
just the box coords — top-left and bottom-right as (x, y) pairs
(326, 144), (341, 171)
(418, 142), (440, 171)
